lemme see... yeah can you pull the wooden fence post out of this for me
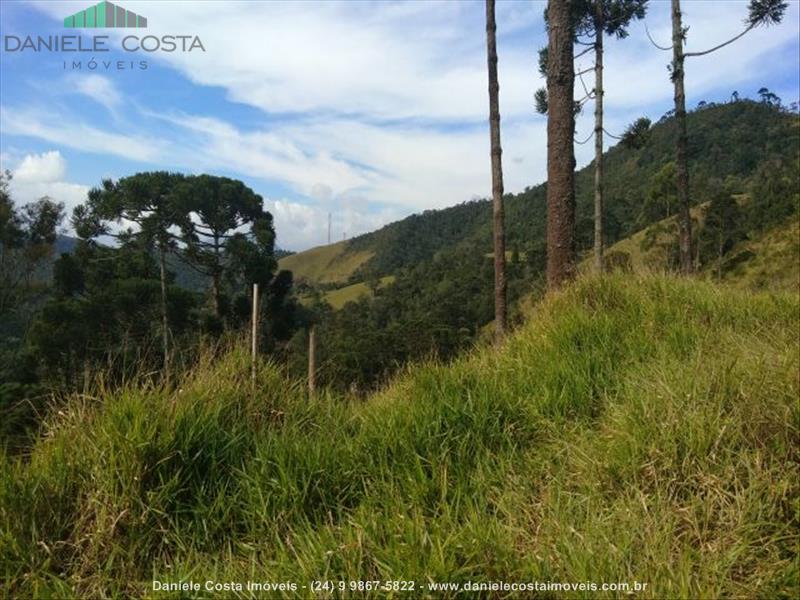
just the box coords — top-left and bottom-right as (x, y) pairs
(251, 283), (258, 386)
(308, 324), (316, 397)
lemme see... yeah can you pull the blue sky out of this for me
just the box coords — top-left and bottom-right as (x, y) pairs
(1, 0), (798, 250)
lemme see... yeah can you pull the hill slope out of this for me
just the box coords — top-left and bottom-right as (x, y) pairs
(596, 205), (800, 291)
(278, 240), (374, 285)
(282, 101), (798, 289)
(2, 275), (797, 598)
(308, 275), (396, 309)
(720, 215), (800, 291)
(276, 101), (797, 390)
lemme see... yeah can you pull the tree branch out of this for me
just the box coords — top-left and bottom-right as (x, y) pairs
(171, 248), (214, 277)
(685, 24), (754, 57)
(577, 69), (593, 99)
(645, 21), (672, 51)
(603, 127), (623, 140)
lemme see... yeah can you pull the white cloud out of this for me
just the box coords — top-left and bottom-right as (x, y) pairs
(31, 0), (792, 123)
(10, 0), (800, 251)
(0, 106), (166, 164)
(148, 110), (545, 214)
(12, 150), (66, 183)
(310, 183), (334, 202)
(11, 179), (89, 214)
(144, 111), (375, 198)
(31, 0), (539, 121)
(596, 1), (799, 112)
(266, 197), (402, 250)
(6, 152), (89, 226)
(71, 74), (122, 112)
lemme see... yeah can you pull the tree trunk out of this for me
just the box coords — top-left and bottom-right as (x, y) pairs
(593, 1), (604, 274)
(485, 0), (507, 341)
(158, 244), (170, 382)
(671, 0), (693, 273)
(307, 324), (316, 396)
(211, 272), (221, 318)
(546, 0), (576, 290)
(212, 234), (222, 318)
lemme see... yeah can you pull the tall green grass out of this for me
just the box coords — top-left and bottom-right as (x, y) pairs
(1, 275), (797, 598)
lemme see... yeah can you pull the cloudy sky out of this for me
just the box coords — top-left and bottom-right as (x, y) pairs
(1, 0), (798, 250)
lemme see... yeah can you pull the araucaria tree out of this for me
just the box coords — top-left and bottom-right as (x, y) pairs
(177, 174), (271, 321)
(651, 0), (787, 273)
(485, 0), (507, 340)
(546, 0), (576, 290)
(536, 1), (647, 274)
(582, 1), (647, 272)
(85, 172), (188, 379)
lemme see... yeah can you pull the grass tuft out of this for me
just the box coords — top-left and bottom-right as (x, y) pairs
(1, 274), (797, 598)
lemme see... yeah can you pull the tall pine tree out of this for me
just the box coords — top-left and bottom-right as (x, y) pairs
(485, 0), (507, 340)
(546, 0), (577, 289)
(648, 0), (787, 272)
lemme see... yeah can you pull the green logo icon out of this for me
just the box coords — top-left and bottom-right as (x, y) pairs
(64, 1), (147, 28)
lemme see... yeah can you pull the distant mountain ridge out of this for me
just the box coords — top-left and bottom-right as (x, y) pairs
(54, 235), (78, 255)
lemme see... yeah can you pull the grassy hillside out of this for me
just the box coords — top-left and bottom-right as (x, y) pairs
(2, 275), (797, 598)
(278, 241), (373, 285)
(719, 215), (800, 291)
(580, 203), (708, 274)
(302, 276), (396, 309)
(596, 206), (800, 292)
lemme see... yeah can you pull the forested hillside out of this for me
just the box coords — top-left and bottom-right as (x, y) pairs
(282, 99), (799, 390)
(285, 99), (798, 283)
(0, 173), (301, 448)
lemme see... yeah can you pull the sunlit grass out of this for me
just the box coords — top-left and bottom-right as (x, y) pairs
(298, 276), (396, 309)
(1, 274), (797, 598)
(278, 242), (374, 285)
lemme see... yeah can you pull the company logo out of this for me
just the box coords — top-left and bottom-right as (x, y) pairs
(2, 1), (204, 72)
(64, 1), (147, 29)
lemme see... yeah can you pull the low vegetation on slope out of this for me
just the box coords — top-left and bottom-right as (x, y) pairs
(303, 276), (396, 310)
(596, 206), (800, 291)
(1, 276), (797, 598)
(720, 215), (800, 291)
(278, 241), (373, 285)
